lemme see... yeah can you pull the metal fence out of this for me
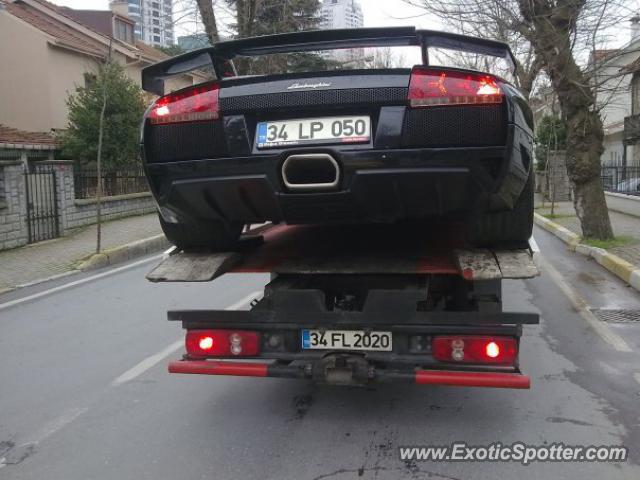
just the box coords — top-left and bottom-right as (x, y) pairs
(74, 167), (149, 199)
(602, 166), (640, 196)
(24, 164), (59, 243)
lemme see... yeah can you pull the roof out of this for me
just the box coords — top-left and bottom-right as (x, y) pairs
(621, 55), (640, 74)
(5, 0), (107, 57)
(3, 0), (169, 62)
(135, 40), (170, 62)
(590, 49), (621, 65)
(60, 8), (134, 37)
(0, 124), (58, 149)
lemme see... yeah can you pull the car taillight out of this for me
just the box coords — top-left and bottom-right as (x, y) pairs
(185, 329), (260, 357)
(148, 82), (220, 125)
(432, 336), (517, 365)
(408, 68), (503, 107)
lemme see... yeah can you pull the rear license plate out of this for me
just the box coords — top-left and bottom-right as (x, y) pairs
(256, 116), (370, 148)
(301, 329), (392, 352)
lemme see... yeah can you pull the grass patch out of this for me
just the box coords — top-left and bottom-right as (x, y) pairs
(542, 213), (575, 220)
(582, 235), (637, 249)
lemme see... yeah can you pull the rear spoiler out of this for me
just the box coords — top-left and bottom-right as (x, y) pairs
(142, 27), (517, 95)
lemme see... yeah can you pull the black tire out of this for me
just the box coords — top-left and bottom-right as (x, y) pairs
(468, 168), (534, 247)
(158, 214), (243, 251)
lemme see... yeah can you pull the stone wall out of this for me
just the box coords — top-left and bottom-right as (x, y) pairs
(0, 161), (28, 249)
(605, 191), (640, 218)
(0, 160), (155, 251)
(537, 150), (572, 202)
(46, 160), (155, 232)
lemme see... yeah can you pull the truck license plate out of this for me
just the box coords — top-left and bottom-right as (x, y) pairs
(256, 116), (370, 148)
(301, 329), (392, 351)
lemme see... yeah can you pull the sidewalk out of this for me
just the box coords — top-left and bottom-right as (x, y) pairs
(535, 199), (640, 267)
(0, 213), (162, 292)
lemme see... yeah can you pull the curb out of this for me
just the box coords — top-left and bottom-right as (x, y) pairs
(534, 212), (640, 292)
(77, 234), (170, 271)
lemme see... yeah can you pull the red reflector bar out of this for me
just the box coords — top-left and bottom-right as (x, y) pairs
(408, 67), (503, 107)
(168, 360), (268, 377)
(415, 370), (530, 389)
(148, 82), (220, 125)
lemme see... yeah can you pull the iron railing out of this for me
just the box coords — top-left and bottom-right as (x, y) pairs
(74, 167), (149, 199)
(601, 166), (640, 196)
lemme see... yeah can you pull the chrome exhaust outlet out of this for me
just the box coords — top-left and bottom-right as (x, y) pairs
(282, 153), (340, 192)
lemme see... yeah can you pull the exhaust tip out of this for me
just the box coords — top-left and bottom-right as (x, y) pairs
(282, 154), (340, 192)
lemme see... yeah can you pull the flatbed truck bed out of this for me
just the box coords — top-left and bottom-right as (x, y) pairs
(148, 223), (540, 389)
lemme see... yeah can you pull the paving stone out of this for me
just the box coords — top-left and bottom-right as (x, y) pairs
(0, 213), (162, 290)
(536, 199), (640, 268)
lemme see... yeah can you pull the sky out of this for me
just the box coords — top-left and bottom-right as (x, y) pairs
(50, 0), (440, 37)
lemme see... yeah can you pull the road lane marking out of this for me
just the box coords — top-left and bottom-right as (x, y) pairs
(0, 407), (88, 468)
(0, 254), (163, 312)
(540, 255), (632, 353)
(529, 235), (542, 269)
(111, 290), (263, 386)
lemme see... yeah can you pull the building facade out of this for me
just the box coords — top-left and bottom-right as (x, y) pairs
(320, 0), (363, 30)
(0, 0), (196, 135)
(111, 0), (174, 48)
(319, 0), (364, 64)
(177, 33), (211, 52)
(592, 17), (640, 168)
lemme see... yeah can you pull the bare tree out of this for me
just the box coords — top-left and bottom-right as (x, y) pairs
(516, 0), (615, 239)
(407, 0), (629, 239)
(403, 0), (543, 98)
(367, 47), (407, 69)
(96, 40), (113, 254)
(195, 0), (221, 43)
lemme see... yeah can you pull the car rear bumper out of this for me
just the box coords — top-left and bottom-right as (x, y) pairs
(145, 144), (525, 225)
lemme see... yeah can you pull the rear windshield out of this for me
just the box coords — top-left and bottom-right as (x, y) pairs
(232, 46), (421, 76)
(229, 45), (514, 82)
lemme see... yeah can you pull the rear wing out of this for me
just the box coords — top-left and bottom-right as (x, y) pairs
(142, 27), (517, 95)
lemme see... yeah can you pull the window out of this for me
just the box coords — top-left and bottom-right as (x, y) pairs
(114, 19), (134, 43)
(153, 19), (159, 25)
(152, 10), (159, 17)
(153, 27), (160, 34)
(153, 35), (160, 42)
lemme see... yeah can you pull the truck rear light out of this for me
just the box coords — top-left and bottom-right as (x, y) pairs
(148, 82), (220, 125)
(185, 329), (260, 357)
(432, 336), (516, 365)
(408, 68), (503, 107)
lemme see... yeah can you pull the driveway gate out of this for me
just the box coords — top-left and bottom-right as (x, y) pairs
(24, 164), (60, 243)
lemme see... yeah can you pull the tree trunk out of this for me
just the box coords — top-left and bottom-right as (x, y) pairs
(196, 0), (220, 44)
(518, 0), (613, 239)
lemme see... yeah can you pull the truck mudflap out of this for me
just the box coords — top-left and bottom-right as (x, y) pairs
(167, 359), (531, 389)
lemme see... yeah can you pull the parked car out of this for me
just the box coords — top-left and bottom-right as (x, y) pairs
(141, 27), (534, 250)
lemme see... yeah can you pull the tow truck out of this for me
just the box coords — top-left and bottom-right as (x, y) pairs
(147, 222), (539, 389)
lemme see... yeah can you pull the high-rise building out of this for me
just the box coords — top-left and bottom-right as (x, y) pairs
(320, 0), (364, 30)
(110, 0), (174, 47)
(319, 0), (364, 64)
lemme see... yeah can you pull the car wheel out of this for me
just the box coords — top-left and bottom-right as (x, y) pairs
(158, 213), (243, 251)
(468, 168), (534, 248)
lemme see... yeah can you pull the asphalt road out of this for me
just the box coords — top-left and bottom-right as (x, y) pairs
(1, 226), (639, 480)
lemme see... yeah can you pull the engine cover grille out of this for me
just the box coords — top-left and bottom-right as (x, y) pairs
(401, 104), (506, 147)
(220, 88), (408, 113)
(145, 120), (227, 163)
